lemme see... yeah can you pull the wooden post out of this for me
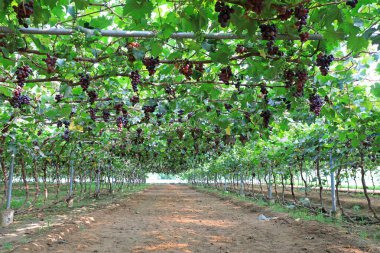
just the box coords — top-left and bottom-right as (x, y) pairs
(330, 151), (336, 214)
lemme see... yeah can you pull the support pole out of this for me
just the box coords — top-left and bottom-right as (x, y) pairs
(330, 151), (336, 214)
(6, 151), (15, 210)
(239, 171), (245, 196)
(0, 26), (324, 41)
(69, 160), (74, 197)
(268, 167), (273, 200)
(96, 162), (101, 196)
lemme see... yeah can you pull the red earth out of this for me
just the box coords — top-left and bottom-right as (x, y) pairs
(9, 185), (380, 253)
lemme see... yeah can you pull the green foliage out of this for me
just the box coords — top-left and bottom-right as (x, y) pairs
(0, 0), (378, 182)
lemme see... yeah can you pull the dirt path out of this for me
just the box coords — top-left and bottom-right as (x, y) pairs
(12, 185), (380, 253)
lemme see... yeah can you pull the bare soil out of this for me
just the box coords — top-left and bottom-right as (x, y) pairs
(9, 185), (380, 253)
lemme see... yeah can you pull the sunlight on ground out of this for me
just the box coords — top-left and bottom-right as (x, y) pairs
(146, 173), (185, 184)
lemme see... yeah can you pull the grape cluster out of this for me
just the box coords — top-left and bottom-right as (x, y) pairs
(165, 86), (176, 99)
(176, 128), (184, 140)
(13, 0), (34, 28)
(10, 93), (31, 108)
(346, 0), (358, 8)
(316, 53), (334, 76)
(278, 7), (293, 21)
(57, 120), (63, 128)
(190, 128), (202, 140)
(126, 42), (141, 63)
(143, 57), (160, 76)
(266, 41), (283, 56)
(235, 45), (248, 54)
(215, 1), (234, 28)
(260, 24), (277, 40)
(294, 70), (308, 97)
(244, 112), (251, 122)
(143, 105), (156, 122)
(299, 32), (309, 43)
(179, 60), (193, 80)
(86, 90), (98, 104)
(130, 95), (140, 105)
(295, 5), (309, 31)
(219, 66), (233, 85)
(79, 73), (90, 91)
(239, 134), (248, 145)
(102, 109), (110, 122)
(244, 0), (264, 14)
(261, 85), (268, 95)
(224, 103), (233, 111)
(260, 110), (272, 128)
(45, 54), (57, 73)
(284, 69), (295, 88)
(55, 94), (63, 102)
(89, 108), (97, 121)
(116, 116), (127, 131)
(130, 70), (141, 92)
(309, 94), (324, 116)
(63, 129), (70, 141)
(15, 66), (33, 87)
(61, 120), (70, 141)
(63, 120), (70, 128)
(114, 103), (123, 114)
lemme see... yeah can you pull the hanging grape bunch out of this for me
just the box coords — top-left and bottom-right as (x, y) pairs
(79, 73), (90, 91)
(57, 120), (63, 128)
(176, 128), (184, 140)
(219, 66), (233, 85)
(13, 0), (34, 28)
(130, 95), (140, 105)
(294, 5), (309, 32)
(299, 32), (309, 43)
(55, 94), (63, 102)
(143, 105), (156, 122)
(294, 69), (308, 97)
(116, 116), (126, 131)
(15, 66), (33, 87)
(235, 45), (248, 54)
(284, 69), (295, 88)
(260, 85), (268, 96)
(126, 41), (140, 62)
(130, 70), (141, 92)
(102, 109), (111, 122)
(244, 0), (264, 14)
(89, 108), (97, 121)
(260, 110), (272, 128)
(309, 94), (324, 116)
(87, 90), (98, 104)
(260, 24), (282, 56)
(62, 120), (70, 141)
(239, 134), (248, 145)
(316, 53), (334, 76)
(143, 57), (160, 76)
(215, 1), (234, 28)
(45, 54), (57, 73)
(114, 103), (124, 114)
(260, 24), (277, 40)
(179, 60), (193, 80)
(10, 93), (31, 108)
(346, 0), (358, 8)
(190, 128), (202, 140)
(165, 86), (176, 99)
(62, 129), (70, 141)
(277, 6), (293, 20)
